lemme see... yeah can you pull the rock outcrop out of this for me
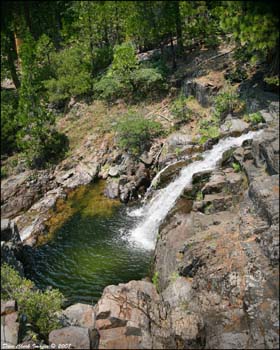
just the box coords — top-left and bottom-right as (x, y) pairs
(1, 219), (24, 276)
(1, 300), (20, 350)
(151, 115), (279, 349)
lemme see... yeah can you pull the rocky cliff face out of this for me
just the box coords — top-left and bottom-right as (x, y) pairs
(152, 117), (279, 349)
(42, 103), (279, 349)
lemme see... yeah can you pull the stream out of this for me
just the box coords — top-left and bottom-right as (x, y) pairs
(24, 130), (263, 305)
(24, 188), (152, 305)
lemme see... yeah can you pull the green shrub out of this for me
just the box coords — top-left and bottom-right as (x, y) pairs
(171, 94), (190, 122)
(94, 75), (127, 102)
(243, 112), (264, 125)
(152, 271), (159, 291)
(213, 87), (245, 120)
(264, 76), (279, 87)
(232, 162), (241, 172)
(131, 67), (166, 96)
(199, 126), (220, 144)
(115, 113), (162, 156)
(44, 46), (91, 103)
(111, 42), (138, 75)
(95, 42), (166, 102)
(1, 264), (64, 338)
(1, 90), (20, 155)
(17, 103), (69, 169)
(225, 67), (248, 83)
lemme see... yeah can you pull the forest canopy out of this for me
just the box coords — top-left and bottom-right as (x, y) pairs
(1, 1), (279, 165)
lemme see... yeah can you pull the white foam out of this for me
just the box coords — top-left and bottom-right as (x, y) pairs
(128, 131), (263, 250)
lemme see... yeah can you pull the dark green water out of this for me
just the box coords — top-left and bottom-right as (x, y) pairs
(24, 204), (151, 305)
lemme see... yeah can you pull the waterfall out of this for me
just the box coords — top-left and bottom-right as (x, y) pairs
(128, 130), (263, 250)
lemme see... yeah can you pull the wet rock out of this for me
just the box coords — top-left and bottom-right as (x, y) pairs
(220, 117), (250, 136)
(49, 326), (92, 349)
(104, 180), (119, 199)
(1, 219), (23, 275)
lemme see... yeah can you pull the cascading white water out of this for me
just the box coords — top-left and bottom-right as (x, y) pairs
(128, 130), (263, 250)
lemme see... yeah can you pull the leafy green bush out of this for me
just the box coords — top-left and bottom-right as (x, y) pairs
(171, 94), (190, 122)
(225, 67), (248, 83)
(1, 89), (19, 155)
(111, 42), (138, 75)
(232, 162), (241, 172)
(213, 87), (245, 120)
(199, 126), (220, 144)
(44, 46), (91, 103)
(264, 75), (279, 87)
(94, 75), (127, 102)
(95, 42), (166, 102)
(131, 67), (166, 96)
(1, 264), (64, 338)
(115, 113), (162, 156)
(243, 112), (264, 125)
(17, 104), (69, 169)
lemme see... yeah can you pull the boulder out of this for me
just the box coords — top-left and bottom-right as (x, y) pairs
(1, 311), (20, 349)
(1, 301), (16, 316)
(108, 165), (122, 177)
(49, 326), (93, 349)
(94, 280), (166, 349)
(220, 117), (250, 136)
(104, 180), (119, 199)
(139, 151), (154, 166)
(62, 303), (95, 328)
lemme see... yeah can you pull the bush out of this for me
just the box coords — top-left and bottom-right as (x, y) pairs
(111, 42), (138, 75)
(232, 162), (241, 172)
(94, 74), (127, 102)
(1, 89), (19, 155)
(243, 112), (264, 125)
(171, 94), (191, 122)
(131, 67), (166, 96)
(264, 75), (279, 89)
(115, 113), (162, 156)
(213, 87), (245, 120)
(17, 104), (69, 169)
(199, 125), (220, 144)
(44, 46), (91, 103)
(1, 264), (64, 338)
(94, 42), (166, 102)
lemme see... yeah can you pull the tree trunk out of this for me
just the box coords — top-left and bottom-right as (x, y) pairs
(170, 36), (177, 70)
(174, 1), (183, 56)
(7, 32), (21, 89)
(7, 48), (21, 90)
